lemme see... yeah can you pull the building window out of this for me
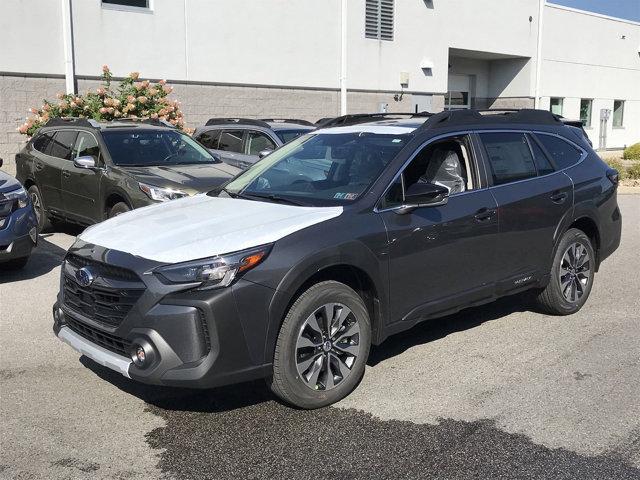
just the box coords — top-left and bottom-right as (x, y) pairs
(580, 99), (592, 127)
(102, 0), (150, 11)
(365, 0), (394, 41)
(550, 97), (563, 116)
(613, 100), (625, 127)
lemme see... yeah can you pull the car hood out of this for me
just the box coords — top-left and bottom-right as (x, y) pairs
(79, 195), (343, 263)
(0, 170), (22, 194)
(121, 163), (241, 194)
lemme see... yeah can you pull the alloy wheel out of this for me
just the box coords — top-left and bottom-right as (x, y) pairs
(559, 242), (591, 303)
(295, 303), (361, 391)
(30, 191), (42, 225)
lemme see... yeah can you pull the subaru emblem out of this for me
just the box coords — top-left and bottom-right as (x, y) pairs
(75, 267), (94, 287)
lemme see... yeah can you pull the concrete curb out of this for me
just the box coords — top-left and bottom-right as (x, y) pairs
(618, 186), (640, 195)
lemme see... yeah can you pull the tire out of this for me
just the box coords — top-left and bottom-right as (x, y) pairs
(108, 202), (130, 218)
(1, 256), (30, 270)
(27, 185), (51, 233)
(535, 228), (595, 315)
(269, 280), (372, 409)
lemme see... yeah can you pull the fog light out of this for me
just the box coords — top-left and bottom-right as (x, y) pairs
(135, 346), (146, 364)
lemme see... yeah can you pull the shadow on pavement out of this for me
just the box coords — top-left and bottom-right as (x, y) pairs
(0, 235), (67, 283)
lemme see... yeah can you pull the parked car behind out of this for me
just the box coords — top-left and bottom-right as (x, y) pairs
(15, 118), (240, 232)
(193, 118), (315, 169)
(0, 158), (37, 270)
(52, 109), (621, 409)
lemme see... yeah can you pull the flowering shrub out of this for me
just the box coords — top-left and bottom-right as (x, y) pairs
(18, 66), (188, 136)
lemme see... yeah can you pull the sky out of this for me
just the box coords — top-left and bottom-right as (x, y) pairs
(549, 0), (640, 22)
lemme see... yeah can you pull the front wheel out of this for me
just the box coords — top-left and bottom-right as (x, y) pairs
(269, 281), (371, 409)
(108, 202), (130, 219)
(27, 185), (51, 233)
(535, 228), (595, 315)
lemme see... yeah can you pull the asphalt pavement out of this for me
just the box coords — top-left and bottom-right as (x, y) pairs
(1, 196), (639, 480)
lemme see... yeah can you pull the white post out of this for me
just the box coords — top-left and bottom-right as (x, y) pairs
(61, 0), (76, 94)
(534, 0), (545, 109)
(340, 0), (348, 115)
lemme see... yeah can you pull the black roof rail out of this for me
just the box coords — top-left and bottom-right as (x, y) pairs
(316, 112), (433, 129)
(260, 118), (315, 126)
(111, 117), (176, 128)
(43, 117), (99, 128)
(204, 118), (271, 128)
(418, 109), (563, 131)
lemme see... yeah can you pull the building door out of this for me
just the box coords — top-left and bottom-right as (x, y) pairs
(445, 74), (471, 110)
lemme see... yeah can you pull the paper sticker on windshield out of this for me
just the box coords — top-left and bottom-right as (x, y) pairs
(334, 193), (358, 200)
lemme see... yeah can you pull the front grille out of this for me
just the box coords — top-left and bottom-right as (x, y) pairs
(63, 255), (145, 328)
(65, 315), (131, 358)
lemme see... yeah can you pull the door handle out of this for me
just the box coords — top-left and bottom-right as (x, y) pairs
(550, 191), (568, 204)
(35, 162), (44, 171)
(62, 170), (71, 178)
(474, 207), (496, 222)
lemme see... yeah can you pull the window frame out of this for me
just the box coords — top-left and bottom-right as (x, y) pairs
(101, 0), (153, 14)
(613, 100), (625, 128)
(579, 99), (593, 128)
(375, 132), (483, 213)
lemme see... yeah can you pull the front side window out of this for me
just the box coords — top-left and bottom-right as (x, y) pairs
(480, 132), (537, 186)
(49, 130), (78, 160)
(73, 132), (101, 161)
(246, 131), (276, 156)
(613, 100), (625, 127)
(550, 97), (563, 116)
(102, 130), (218, 166)
(223, 132), (409, 206)
(218, 130), (244, 153)
(580, 99), (592, 127)
(535, 134), (583, 170)
(276, 129), (309, 144)
(382, 135), (475, 208)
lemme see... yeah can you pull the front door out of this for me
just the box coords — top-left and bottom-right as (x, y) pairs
(61, 131), (103, 223)
(380, 134), (499, 325)
(477, 131), (574, 292)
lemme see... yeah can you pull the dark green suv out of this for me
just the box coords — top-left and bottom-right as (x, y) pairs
(15, 118), (240, 232)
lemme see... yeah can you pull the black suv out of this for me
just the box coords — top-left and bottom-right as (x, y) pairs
(16, 118), (240, 231)
(52, 110), (621, 409)
(193, 118), (315, 169)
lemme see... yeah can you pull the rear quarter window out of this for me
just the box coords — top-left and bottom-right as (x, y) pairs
(535, 134), (583, 170)
(32, 132), (55, 154)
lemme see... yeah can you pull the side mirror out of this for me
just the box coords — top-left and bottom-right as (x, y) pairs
(73, 156), (97, 169)
(258, 149), (274, 159)
(396, 182), (449, 214)
(209, 151), (222, 162)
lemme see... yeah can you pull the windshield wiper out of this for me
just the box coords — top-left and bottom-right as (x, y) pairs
(241, 192), (307, 206)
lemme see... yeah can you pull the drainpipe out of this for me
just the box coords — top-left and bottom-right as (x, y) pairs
(340, 0), (348, 115)
(534, 0), (544, 108)
(61, 0), (76, 94)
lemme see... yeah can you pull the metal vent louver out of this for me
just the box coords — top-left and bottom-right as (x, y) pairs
(365, 0), (394, 41)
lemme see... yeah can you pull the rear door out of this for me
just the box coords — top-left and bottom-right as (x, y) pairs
(61, 131), (104, 223)
(32, 130), (76, 215)
(478, 131), (574, 293)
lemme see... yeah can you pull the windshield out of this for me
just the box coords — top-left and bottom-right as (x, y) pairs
(222, 131), (409, 205)
(102, 129), (218, 167)
(276, 129), (312, 144)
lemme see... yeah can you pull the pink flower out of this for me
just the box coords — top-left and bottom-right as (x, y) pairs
(99, 107), (108, 114)
(134, 82), (144, 91)
(127, 95), (136, 103)
(148, 88), (158, 96)
(150, 113), (158, 119)
(96, 87), (106, 96)
(158, 79), (166, 85)
(137, 96), (148, 104)
(18, 124), (29, 134)
(56, 92), (64, 99)
(29, 107), (38, 114)
(130, 71), (140, 80)
(162, 85), (172, 94)
(107, 107), (114, 114)
(102, 64), (110, 73)
(70, 101), (77, 108)
(142, 80), (150, 88)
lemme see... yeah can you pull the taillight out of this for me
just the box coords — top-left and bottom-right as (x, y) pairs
(606, 168), (619, 186)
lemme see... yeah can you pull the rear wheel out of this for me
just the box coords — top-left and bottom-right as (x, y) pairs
(27, 185), (52, 233)
(270, 281), (371, 409)
(108, 202), (130, 218)
(535, 228), (595, 315)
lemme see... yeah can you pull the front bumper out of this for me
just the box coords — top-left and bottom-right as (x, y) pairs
(0, 205), (37, 262)
(53, 241), (275, 388)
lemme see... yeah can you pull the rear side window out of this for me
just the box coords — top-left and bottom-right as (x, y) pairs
(217, 130), (244, 153)
(49, 130), (78, 160)
(535, 134), (583, 170)
(196, 130), (221, 150)
(480, 132), (537, 186)
(246, 131), (276, 155)
(527, 134), (555, 176)
(32, 132), (55, 154)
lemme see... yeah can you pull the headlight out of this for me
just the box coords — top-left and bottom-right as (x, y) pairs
(139, 182), (189, 202)
(155, 244), (272, 290)
(4, 186), (29, 209)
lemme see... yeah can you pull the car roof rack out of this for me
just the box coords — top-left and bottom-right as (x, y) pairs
(316, 112), (433, 129)
(204, 118), (271, 128)
(418, 109), (563, 131)
(109, 117), (176, 128)
(260, 118), (315, 127)
(43, 117), (101, 128)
